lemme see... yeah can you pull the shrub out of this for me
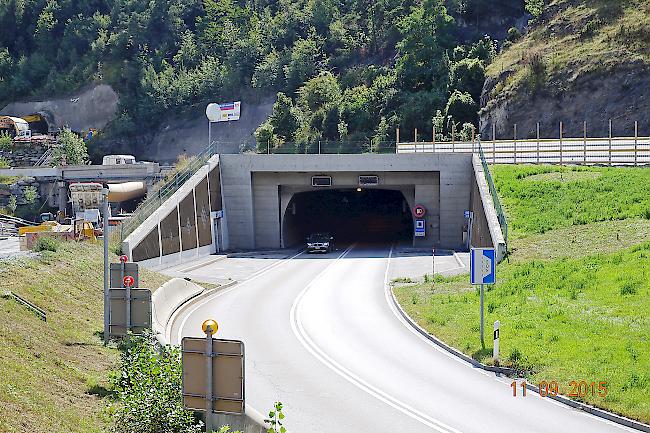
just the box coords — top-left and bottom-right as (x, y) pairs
(0, 157), (8, 168)
(33, 236), (61, 252)
(111, 336), (202, 433)
(445, 90), (478, 127)
(524, 51), (546, 94)
(507, 27), (521, 42)
(53, 128), (88, 165)
(620, 282), (637, 296)
(0, 131), (12, 150)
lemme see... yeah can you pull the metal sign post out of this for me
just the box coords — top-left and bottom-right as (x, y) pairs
(471, 248), (496, 348)
(123, 275), (134, 333)
(203, 320), (217, 433)
(102, 188), (109, 345)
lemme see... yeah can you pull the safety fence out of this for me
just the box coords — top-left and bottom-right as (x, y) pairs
(256, 140), (398, 154)
(398, 136), (650, 165)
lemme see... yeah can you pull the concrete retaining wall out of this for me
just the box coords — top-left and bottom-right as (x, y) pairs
(123, 155), (223, 268)
(151, 278), (204, 339)
(470, 155), (506, 262)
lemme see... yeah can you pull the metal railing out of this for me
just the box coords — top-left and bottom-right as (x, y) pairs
(257, 140), (398, 154)
(117, 141), (218, 243)
(477, 140), (508, 251)
(397, 136), (650, 165)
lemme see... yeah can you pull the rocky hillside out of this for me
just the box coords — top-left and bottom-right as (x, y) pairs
(480, 0), (650, 139)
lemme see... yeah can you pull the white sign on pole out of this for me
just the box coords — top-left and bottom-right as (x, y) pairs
(470, 248), (496, 285)
(206, 101), (241, 122)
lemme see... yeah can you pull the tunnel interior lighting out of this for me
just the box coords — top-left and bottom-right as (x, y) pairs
(356, 187), (362, 192)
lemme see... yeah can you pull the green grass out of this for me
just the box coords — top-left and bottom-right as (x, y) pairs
(493, 165), (650, 238)
(0, 241), (170, 433)
(394, 165), (650, 422)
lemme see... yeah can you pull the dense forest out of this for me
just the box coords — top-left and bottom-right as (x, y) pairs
(0, 0), (540, 150)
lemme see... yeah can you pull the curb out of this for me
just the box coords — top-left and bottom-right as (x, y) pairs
(387, 284), (650, 433)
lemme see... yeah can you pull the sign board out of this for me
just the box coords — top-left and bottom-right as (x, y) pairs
(413, 205), (426, 218)
(470, 248), (496, 285)
(464, 210), (472, 219)
(108, 288), (151, 336)
(109, 262), (139, 288)
(206, 101), (241, 122)
(414, 219), (426, 237)
(182, 337), (245, 415)
(211, 210), (224, 219)
(312, 176), (332, 187)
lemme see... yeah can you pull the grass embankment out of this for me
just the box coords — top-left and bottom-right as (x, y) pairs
(0, 241), (170, 433)
(393, 165), (650, 422)
(486, 0), (650, 97)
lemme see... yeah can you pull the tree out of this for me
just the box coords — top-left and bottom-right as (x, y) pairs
(396, 0), (454, 91)
(54, 128), (88, 165)
(269, 93), (300, 141)
(445, 90), (477, 127)
(525, 0), (545, 18)
(284, 37), (324, 93)
(449, 58), (485, 101)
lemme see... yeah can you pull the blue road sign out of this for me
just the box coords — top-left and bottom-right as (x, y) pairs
(470, 248), (496, 285)
(464, 210), (471, 219)
(414, 219), (425, 237)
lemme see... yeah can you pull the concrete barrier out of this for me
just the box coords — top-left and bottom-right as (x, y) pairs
(152, 278), (204, 338)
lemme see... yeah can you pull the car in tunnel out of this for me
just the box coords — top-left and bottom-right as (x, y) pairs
(306, 233), (334, 253)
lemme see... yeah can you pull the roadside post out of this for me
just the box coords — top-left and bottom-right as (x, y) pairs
(464, 210), (474, 250)
(470, 248), (496, 348)
(432, 248), (435, 286)
(182, 320), (245, 432)
(102, 188), (109, 345)
(493, 320), (500, 365)
(123, 274), (134, 333)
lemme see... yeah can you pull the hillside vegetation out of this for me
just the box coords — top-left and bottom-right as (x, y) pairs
(0, 242), (169, 433)
(394, 165), (650, 423)
(0, 0), (534, 152)
(481, 0), (650, 138)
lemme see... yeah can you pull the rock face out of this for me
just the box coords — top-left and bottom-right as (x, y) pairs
(0, 144), (49, 167)
(0, 177), (40, 209)
(94, 95), (275, 164)
(480, 62), (650, 139)
(1, 84), (119, 132)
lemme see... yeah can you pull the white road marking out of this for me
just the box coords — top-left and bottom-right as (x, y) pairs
(290, 244), (465, 433)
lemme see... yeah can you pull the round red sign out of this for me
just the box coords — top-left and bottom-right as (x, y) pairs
(413, 205), (426, 218)
(123, 275), (135, 287)
(119, 255), (129, 263)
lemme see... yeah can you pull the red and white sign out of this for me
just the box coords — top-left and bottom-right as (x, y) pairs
(119, 255), (129, 263)
(123, 275), (135, 288)
(413, 205), (427, 218)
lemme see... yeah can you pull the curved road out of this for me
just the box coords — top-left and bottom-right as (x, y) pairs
(169, 244), (635, 433)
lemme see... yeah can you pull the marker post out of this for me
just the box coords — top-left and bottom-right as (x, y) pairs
(493, 320), (500, 364)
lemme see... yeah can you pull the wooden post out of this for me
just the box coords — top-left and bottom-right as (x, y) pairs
(432, 125), (436, 153)
(559, 121), (563, 165)
(536, 122), (540, 164)
(452, 123), (456, 151)
(471, 125), (476, 153)
(513, 124), (517, 164)
(414, 128), (418, 144)
(583, 121), (587, 164)
(634, 121), (638, 166)
(492, 123), (496, 164)
(608, 119), (613, 166)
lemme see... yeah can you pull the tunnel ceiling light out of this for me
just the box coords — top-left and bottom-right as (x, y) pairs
(356, 187), (362, 192)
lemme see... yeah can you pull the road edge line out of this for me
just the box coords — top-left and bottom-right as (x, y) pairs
(385, 260), (650, 433)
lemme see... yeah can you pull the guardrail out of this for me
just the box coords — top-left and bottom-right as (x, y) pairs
(397, 136), (650, 165)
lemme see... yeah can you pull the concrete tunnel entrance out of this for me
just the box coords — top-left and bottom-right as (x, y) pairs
(282, 189), (413, 247)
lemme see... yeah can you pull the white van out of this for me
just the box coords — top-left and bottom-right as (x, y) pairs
(102, 155), (136, 165)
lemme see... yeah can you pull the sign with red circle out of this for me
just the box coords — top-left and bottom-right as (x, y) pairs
(413, 205), (427, 218)
(123, 275), (135, 288)
(119, 255), (129, 263)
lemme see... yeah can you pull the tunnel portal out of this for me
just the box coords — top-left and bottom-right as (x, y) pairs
(282, 188), (413, 247)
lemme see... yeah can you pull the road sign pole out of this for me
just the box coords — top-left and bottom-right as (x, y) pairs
(102, 189), (109, 346)
(206, 326), (214, 433)
(432, 248), (435, 287)
(481, 284), (485, 349)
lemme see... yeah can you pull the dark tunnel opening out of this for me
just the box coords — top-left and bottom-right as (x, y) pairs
(283, 188), (413, 246)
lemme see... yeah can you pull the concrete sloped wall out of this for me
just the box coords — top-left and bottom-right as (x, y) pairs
(123, 154), (224, 267)
(470, 155), (507, 262)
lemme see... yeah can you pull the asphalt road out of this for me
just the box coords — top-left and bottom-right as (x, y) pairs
(170, 244), (636, 433)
